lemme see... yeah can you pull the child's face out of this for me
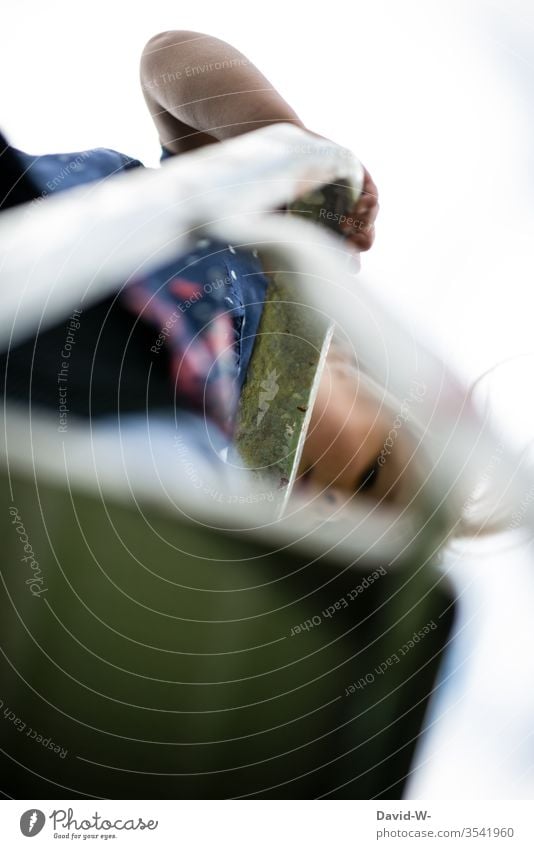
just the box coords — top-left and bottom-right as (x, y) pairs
(298, 358), (418, 509)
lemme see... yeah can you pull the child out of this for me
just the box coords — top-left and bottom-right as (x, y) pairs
(139, 31), (396, 506)
(2, 30), (388, 508)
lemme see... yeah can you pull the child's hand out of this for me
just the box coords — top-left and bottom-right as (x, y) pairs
(303, 126), (379, 252)
(341, 168), (379, 252)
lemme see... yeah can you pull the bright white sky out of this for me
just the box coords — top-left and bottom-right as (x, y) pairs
(1, 0), (533, 395)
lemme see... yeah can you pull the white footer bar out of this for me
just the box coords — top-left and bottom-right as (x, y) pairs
(2, 800), (534, 848)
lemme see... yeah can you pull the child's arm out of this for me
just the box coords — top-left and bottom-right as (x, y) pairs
(140, 30), (378, 250)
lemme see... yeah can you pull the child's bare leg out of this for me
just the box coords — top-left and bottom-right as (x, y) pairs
(140, 30), (303, 155)
(140, 30), (378, 248)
